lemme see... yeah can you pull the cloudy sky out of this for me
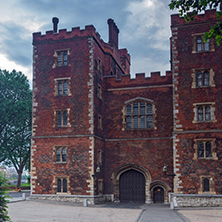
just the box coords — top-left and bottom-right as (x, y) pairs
(0, 0), (175, 83)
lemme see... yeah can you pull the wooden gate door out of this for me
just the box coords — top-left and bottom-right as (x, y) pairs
(153, 186), (164, 203)
(119, 169), (145, 203)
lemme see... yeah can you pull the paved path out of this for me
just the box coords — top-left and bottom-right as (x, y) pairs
(138, 204), (189, 222)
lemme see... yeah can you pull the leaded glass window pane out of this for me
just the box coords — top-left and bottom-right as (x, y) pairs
(204, 71), (209, 86)
(197, 37), (202, 51)
(63, 80), (68, 95)
(63, 51), (68, 66)
(140, 116), (145, 128)
(126, 116), (131, 129)
(198, 106), (203, 121)
(147, 115), (153, 129)
(62, 148), (67, 162)
(58, 81), (63, 95)
(206, 142), (212, 157)
(203, 178), (210, 192)
(204, 40), (210, 51)
(126, 105), (131, 115)
(56, 148), (61, 162)
(57, 111), (62, 126)
(133, 116), (138, 128)
(57, 178), (61, 192)
(133, 102), (138, 115)
(140, 102), (145, 115)
(205, 106), (211, 121)
(198, 142), (204, 158)
(63, 111), (67, 126)
(147, 104), (152, 115)
(196, 72), (202, 87)
(63, 179), (67, 192)
(57, 52), (62, 66)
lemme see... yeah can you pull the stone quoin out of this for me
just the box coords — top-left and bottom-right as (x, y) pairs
(31, 10), (222, 207)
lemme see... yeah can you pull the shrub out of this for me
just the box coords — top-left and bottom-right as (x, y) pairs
(0, 174), (11, 221)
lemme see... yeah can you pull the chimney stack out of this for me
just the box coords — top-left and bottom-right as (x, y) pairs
(52, 17), (59, 33)
(107, 19), (119, 49)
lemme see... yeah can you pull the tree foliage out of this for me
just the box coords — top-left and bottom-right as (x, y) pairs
(0, 70), (32, 189)
(0, 173), (11, 221)
(169, 0), (222, 45)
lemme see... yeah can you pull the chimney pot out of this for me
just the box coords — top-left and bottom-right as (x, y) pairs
(52, 17), (59, 33)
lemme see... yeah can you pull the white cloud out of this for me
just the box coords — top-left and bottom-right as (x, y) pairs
(0, 54), (32, 82)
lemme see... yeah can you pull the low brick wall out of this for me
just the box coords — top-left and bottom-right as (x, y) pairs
(30, 194), (114, 205)
(169, 193), (222, 208)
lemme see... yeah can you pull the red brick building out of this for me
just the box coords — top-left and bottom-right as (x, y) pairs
(31, 11), (222, 206)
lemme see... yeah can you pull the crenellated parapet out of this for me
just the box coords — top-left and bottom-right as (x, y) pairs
(104, 70), (172, 89)
(171, 9), (219, 27)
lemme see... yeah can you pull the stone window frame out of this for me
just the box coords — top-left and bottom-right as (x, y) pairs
(191, 68), (215, 88)
(193, 139), (218, 160)
(97, 150), (102, 166)
(198, 176), (216, 194)
(54, 77), (71, 96)
(54, 176), (69, 194)
(97, 57), (102, 72)
(193, 102), (216, 123)
(97, 84), (102, 99)
(53, 146), (68, 164)
(98, 115), (102, 130)
(98, 179), (104, 194)
(53, 108), (71, 128)
(122, 97), (156, 131)
(52, 49), (70, 68)
(192, 34), (215, 54)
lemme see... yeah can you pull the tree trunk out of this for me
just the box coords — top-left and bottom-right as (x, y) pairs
(17, 170), (22, 190)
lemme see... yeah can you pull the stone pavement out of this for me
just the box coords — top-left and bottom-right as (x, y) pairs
(7, 199), (222, 222)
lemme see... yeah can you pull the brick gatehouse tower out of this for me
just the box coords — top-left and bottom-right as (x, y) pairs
(31, 10), (222, 207)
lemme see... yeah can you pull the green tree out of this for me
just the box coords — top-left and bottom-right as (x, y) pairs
(0, 70), (32, 189)
(0, 173), (11, 221)
(169, 0), (222, 45)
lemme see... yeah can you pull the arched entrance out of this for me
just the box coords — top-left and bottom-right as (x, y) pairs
(119, 169), (145, 203)
(153, 186), (164, 203)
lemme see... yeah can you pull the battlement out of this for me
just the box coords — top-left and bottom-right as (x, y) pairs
(32, 24), (107, 44)
(171, 9), (219, 27)
(104, 71), (172, 88)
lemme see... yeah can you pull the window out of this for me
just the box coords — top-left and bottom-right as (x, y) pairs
(193, 139), (217, 160)
(125, 100), (154, 129)
(203, 178), (210, 192)
(192, 34), (214, 53)
(193, 103), (216, 123)
(191, 68), (215, 88)
(97, 57), (102, 72)
(97, 84), (102, 99)
(196, 71), (209, 87)
(57, 51), (68, 66)
(57, 178), (68, 193)
(98, 115), (102, 130)
(56, 147), (67, 163)
(53, 49), (70, 68)
(54, 109), (70, 127)
(54, 78), (71, 96)
(199, 176), (215, 194)
(198, 141), (212, 158)
(197, 105), (211, 121)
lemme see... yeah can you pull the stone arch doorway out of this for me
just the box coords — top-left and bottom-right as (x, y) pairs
(112, 163), (151, 203)
(119, 169), (145, 203)
(150, 181), (171, 204)
(153, 186), (164, 203)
